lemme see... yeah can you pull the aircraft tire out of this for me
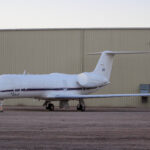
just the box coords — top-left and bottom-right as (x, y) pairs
(77, 104), (85, 112)
(46, 104), (54, 111)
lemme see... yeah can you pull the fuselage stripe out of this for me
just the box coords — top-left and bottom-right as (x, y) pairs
(0, 86), (105, 93)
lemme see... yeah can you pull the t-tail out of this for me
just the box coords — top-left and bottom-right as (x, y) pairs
(89, 50), (150, 81)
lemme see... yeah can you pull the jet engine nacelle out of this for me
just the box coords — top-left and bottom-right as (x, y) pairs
(77, 72), (107, 87)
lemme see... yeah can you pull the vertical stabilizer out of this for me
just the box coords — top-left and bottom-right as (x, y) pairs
(93, 52), (114, 81)
(89, 50), (150, 81)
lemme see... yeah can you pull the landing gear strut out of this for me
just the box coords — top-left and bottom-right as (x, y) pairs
(77, 99), (85, 111)
(0, 100), (4, 112)
(44, 101), (54, 111)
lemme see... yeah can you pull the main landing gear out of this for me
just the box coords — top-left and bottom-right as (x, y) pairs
(44, 101), (54, 111)
(77, 99), (85, 111)
(44, 99), (86, 112)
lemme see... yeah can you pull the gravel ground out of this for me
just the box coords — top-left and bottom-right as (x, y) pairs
(0, 106), (150, 150)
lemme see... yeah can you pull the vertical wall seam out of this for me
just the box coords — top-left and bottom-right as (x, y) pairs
(80, 29), (85, 72)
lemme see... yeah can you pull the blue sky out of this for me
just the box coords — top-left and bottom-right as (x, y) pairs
(0, 0), (150, 28)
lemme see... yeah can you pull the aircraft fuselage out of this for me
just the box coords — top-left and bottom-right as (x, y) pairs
(0, 73), (108, 100)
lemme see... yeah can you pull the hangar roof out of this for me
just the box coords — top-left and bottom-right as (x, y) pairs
(0, 27), (150, 31)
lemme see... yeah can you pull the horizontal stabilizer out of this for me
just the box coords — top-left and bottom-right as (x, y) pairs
(88, 51), (150, 55)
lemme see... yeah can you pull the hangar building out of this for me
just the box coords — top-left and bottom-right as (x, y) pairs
(0, 28), (150, 107)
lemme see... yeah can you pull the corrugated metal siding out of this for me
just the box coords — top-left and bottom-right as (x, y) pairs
(0, 29), (150, 107)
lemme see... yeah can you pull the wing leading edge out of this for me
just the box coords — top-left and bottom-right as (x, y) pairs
(46, 93), (150, 99)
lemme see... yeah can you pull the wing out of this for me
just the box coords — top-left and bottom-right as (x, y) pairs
(45, 93), (150, 99)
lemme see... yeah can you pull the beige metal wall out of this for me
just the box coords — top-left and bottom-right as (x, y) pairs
(0, 28), (150, 107)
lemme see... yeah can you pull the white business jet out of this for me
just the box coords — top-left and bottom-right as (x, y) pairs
(0, 51), (150, 112)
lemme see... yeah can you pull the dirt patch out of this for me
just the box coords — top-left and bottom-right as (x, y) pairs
(0, 106), (150, 150)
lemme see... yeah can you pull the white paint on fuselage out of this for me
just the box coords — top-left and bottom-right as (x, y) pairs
(0, 73), (78, 90)
(0, 73), (107, 100)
